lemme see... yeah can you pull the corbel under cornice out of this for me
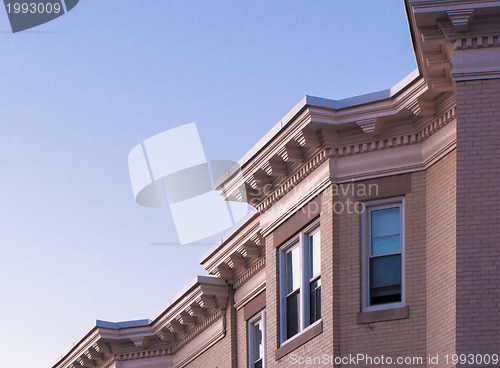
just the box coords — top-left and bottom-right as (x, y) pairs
(53, 278), (229, 368)
(447, 9), (474, 32)
(216, 75), (436, 210)
(407, 0), (500, 85)
(200, 216), (266, 289)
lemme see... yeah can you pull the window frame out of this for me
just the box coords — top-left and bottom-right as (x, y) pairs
(361, 198), (405, 312)
(248, 310), (266, 368)
(278, 220), (321, 345)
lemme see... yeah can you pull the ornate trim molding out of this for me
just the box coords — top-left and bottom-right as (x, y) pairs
(447, 9), (474, 32)
(332, 106), (456, 158)
(201, 219), (263, 274)
(357, 118), (383, 135)
(171, 310), (225, 353)
(233, 257), (266, 289)
(252, 106), (456, 216)
(96, 355), (114, 368)
(115, 348), (170, 362)
(257, 149), (328, 213)
(454, 35), (500, 50)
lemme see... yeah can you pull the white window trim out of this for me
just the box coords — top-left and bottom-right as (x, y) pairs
(248, 310), (266, 368)
(361, 197), (405, 312)
(279, 220), (321, 345)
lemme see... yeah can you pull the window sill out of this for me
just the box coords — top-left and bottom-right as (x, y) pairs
(356, 306), (409, 324)
(275, 320), (323, 360)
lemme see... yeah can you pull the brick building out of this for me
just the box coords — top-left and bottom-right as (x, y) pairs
(53, 1), (500, 367)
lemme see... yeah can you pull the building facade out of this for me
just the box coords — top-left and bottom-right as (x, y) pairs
(53, 1), (500, 367)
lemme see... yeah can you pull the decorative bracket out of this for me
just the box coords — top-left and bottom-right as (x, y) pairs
(356, 118), (384, 136)
(447, 9), (474, 32)
(408, 97), (436, 116)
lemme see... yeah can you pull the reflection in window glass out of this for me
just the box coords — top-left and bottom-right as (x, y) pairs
(368, 204), (402, 306)
(310, 230), (321, 278)
(371, 207), (400, 255)
(249, 311), (266, 368)
(286, 245), (300, 294)
(280, 222), (322, 343)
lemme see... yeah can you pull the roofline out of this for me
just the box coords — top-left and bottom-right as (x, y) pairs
(405, 0), (424, 78)
(214, 69), (421, 189)
(95, 319), (151, 329)
(53, 319), (153, 368)
(52, 326), (98, 368)
(199, 211), (259, 265)
(238, 69), (420, 168)
(54, 276), (225, 368)
(151, 275), (226, 325)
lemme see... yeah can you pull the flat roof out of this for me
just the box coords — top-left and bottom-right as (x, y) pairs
(214, 69), (420, 188)
(238, 69), (419, 168)
(200, 211), (259, 265)
(151, 275), (226, 324)
(95, 319), (151, 329)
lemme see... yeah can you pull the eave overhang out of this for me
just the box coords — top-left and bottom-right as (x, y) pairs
(406, 0), (500, 89)
(200, 214), (265, 289)
(215, 70), (458, 216)
(53, 277), (229, 368)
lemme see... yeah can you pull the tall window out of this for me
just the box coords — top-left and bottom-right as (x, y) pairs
(362, 198), (404, 311)
(248, 310), (266, 368)
(309, 229), (321, 324)
(279, 221), (321, 343)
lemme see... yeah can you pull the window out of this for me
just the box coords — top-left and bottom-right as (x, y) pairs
(279, 221), (321, 343)
(361, 198), (404, 312)
(248, 310), (266, 368)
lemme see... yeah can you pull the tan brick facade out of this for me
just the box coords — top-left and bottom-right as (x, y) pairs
(426, 150), (457, 362)
(334, 171), (428, 367)
(52, 2), (500, 368)
(184, 300), (238, 368)
(265, 187), (335, 368)
(456, 79), (500, 360)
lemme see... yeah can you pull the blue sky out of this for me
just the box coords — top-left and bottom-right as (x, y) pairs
(0, 1), (416, 367)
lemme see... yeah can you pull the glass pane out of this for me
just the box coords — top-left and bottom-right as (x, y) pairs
(253, 320), (263, 361)
(309, 278), (321, 324)
(370, 254), (401, 305)
(370, 254), (401, 288)
(372, 235), (400, 255)
(370, 284), (401, 305)
(310, 230), (321, 278)
(286, 289), (300, 339)
(286, 245), (300, 294)
(254, 359), (262, 368)
(371, 207), (400, 237)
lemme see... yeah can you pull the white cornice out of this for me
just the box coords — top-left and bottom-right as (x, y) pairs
(234, 268), (266, 309)
(173, 317), (226, 368)
(54, 278), (229, 368)
(408, 0), (500, 88)
(216, 76), (439, 214)
(200, 217), (262, 274)
(233, 257), (266, 290)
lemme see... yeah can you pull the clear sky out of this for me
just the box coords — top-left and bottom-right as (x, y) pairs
(0, 1), (416, 367)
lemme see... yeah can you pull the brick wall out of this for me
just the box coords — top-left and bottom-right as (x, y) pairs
(334, 171), (427, 367)
(236, 307), (247, 368)
(188, 150), (461, 368)
(265, 187), (335, 367)
(456, 79), (500, 363)
(426, 150), (457, 363)
(184, 298), (237, 368)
